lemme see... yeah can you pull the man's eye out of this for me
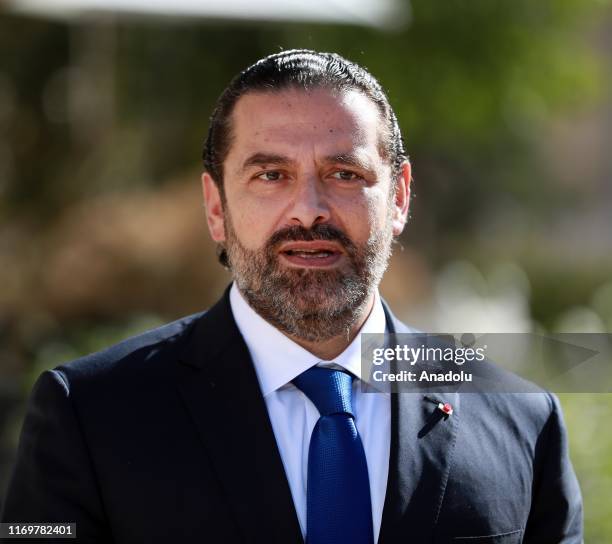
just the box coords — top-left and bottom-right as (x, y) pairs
(257, 171), (283, 182)
(332, 171), (359, 181)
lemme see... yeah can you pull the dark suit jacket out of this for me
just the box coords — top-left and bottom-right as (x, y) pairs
(1, 287), (583, 543)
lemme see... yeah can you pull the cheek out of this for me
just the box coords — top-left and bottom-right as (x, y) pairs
(368, 190), (390, 224)
(225, 196), (283, 250)
(333, 189), (389, 241)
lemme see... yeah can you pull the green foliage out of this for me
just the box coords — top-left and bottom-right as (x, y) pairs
(24, 314), (165, 392)
(0, 0), (607, 223)
(559, 394), (612, 543)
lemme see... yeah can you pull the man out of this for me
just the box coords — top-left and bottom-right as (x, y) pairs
(1, 50), (582, 543)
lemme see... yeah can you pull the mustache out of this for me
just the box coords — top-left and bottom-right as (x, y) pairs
(266, 224), (357, 254)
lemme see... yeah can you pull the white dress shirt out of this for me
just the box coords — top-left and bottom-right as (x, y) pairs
(229, 283), (391, 542)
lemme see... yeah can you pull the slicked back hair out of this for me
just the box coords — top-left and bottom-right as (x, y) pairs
(202, 49), (407, 194)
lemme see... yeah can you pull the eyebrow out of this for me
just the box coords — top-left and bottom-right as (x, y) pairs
(324, 152), (373, 171)
(241, 153), (292, 171)
(240, 151), (373, 172)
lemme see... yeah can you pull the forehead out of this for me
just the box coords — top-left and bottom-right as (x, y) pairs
(226, 87), (385, 163)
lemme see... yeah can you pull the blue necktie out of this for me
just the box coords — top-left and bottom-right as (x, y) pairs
(293, 367), (374, 544)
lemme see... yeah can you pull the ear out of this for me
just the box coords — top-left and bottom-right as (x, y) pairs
(391, 161), (411, 236)
(201, 172), (226, 243)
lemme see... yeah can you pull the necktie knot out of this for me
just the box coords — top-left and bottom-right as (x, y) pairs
(293, 367), (354, 417)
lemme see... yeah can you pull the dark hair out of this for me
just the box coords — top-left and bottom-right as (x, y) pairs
(202, 49), (407, 192)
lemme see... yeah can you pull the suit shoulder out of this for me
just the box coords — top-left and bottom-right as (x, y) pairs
(55, 311), (206, 384)
(460, 387), (559, 442)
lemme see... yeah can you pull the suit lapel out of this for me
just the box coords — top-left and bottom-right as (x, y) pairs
(174, 289), (460, 543)
(378, 302), (461, 543)
(175, 288), (303, 544)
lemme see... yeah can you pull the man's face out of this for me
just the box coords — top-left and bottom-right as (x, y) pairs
(202, 87), (410, 341)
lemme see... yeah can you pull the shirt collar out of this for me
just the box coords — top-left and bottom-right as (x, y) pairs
(229, 283), (387, 396)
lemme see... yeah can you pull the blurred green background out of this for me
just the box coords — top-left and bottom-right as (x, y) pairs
(1, 0), (611, 539)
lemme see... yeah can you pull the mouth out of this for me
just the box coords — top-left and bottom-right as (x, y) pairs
(278, 241), (344, 268)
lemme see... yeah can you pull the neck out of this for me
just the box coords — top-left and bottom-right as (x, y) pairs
(286, 293), (376, 360)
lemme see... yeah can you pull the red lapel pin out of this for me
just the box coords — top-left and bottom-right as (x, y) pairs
(438, 402), (453, 416)
(424, 396), (454, 418)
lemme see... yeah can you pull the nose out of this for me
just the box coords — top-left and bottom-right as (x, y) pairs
(286, 175), (331, 228)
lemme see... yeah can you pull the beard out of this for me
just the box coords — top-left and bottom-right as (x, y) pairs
(223, 210), (394, 343)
